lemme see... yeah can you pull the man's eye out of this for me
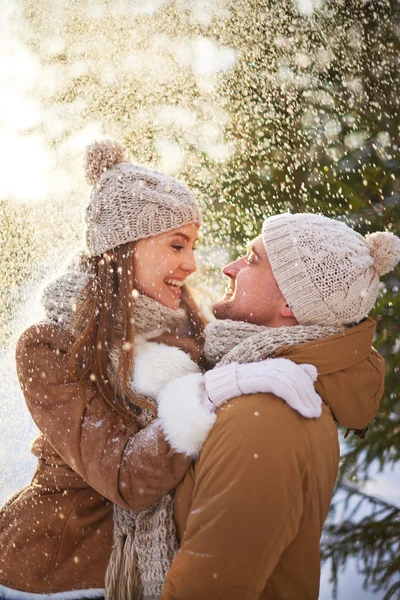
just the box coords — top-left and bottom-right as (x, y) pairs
(246, 253), (256, 264)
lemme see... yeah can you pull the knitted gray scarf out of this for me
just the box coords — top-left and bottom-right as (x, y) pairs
(40, 254), (186, 600)
(204, 319), (344, 367)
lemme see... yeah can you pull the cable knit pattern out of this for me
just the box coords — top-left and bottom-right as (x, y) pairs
(262, 213), (400, 326)
(84, 141), (201, 257)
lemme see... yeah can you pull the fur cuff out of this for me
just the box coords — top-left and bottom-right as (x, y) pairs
(157, 373), (216, 458)
(133, 337), (201, 399)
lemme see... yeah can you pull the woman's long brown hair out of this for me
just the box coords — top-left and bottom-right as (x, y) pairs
(68, 242), (206, 425)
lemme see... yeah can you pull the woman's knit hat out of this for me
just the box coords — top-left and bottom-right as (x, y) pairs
(262, 212), (400, 326)
(84, 140), (201, 256)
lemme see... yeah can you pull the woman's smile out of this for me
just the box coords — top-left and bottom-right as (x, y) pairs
(164, 277), (186, 300)
(133, 223), (199, 309)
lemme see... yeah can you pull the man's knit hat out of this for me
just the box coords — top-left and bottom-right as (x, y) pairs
(84, 140), (201, 256)
(262, 213), (400, 326)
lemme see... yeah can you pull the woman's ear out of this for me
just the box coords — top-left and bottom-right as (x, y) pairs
(280, 304), (295, 318)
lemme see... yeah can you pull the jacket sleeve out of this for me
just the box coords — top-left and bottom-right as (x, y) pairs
(16, 322), (192, 511)
(160, 394), (312, 600)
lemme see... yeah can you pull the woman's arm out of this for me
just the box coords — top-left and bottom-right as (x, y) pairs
(155, 358), (322, 457)
(16, 322), (192, 511)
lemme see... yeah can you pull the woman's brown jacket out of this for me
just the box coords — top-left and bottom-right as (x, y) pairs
(0, 322), (191, 596)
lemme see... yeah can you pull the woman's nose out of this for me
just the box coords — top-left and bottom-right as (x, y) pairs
(181, 249), (197, 274)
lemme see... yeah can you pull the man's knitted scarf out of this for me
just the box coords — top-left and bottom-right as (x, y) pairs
(204, 319), (344, 367)
(41, 253), (344, 600)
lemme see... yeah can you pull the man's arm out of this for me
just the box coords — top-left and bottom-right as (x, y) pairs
(160, 394), (312, 600)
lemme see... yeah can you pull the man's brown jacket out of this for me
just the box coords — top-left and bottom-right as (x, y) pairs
(160, 317), (384, 599)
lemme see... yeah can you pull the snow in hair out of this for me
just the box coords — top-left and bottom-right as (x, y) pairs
(365, 231), (400, 276)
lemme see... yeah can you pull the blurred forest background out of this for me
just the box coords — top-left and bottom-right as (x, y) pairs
(1, 0), (399, 597)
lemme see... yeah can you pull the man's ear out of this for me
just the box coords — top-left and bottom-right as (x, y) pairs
(281, 304), (295, 318)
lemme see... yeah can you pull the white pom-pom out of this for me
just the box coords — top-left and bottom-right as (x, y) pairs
(365, 231), (400, 276)
(85, 140), (127, 185)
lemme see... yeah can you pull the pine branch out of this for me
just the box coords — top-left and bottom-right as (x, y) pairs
(322, 482), (400, 596)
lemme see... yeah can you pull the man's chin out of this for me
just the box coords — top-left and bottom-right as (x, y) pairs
(212, 298), (235, 320)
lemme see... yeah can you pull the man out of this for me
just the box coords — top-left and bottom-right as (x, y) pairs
(159, 212), (400, 600)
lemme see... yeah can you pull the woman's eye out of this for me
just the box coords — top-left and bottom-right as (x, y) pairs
(172, 244), (184, 251)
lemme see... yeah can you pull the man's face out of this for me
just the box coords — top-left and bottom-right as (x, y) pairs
(212, 235), (294, 327)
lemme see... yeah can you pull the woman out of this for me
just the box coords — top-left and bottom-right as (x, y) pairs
(0, 141), (320, 600)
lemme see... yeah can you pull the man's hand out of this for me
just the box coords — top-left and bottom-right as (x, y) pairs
(205, 358), (322, 418)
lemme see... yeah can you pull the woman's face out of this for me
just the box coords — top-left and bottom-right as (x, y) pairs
(132, 223), (199, 309)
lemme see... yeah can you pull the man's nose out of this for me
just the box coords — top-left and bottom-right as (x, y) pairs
(222, 256), (245, 278)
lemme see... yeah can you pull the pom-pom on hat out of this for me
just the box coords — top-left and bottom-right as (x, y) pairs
(84, 140), (201, 257)
(262, 213), (400, 326)
(85, 140), (126, 186)
(365, 231), (400, 276)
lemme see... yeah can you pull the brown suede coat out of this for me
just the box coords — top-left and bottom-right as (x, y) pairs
(0, 323), (191, 595)
(160, 318), (385, 600)
(0, 318), (384, 598)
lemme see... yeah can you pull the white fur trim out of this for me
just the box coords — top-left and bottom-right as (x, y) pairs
(157, 372), (216, 458)
(133, 338), (201, 399)
(0, 583), (104, 600)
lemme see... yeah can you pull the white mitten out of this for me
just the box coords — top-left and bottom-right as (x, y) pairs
(133, 336), (200, 398)
(156, 373), (216, 457)
(205, 358), (322, 418)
